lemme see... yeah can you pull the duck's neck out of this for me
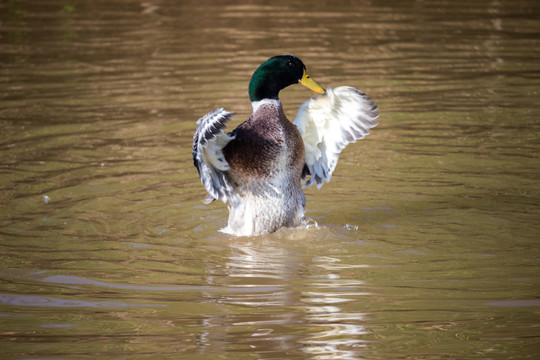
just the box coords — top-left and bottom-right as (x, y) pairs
(251, 98), (281, 113)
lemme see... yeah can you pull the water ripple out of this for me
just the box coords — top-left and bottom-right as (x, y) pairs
(0, 293), (160, 309)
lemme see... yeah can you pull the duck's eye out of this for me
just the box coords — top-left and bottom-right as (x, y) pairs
(287, 61), (294, 68)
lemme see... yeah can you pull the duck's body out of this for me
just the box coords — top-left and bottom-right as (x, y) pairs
(193, 55), (378, 236)
(223, 99), (306, 235)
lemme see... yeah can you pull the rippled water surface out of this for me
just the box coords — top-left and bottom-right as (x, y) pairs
(1, 0), (539, 359)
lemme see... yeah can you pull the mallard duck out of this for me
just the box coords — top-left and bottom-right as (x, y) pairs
(193, 55), (378, 236)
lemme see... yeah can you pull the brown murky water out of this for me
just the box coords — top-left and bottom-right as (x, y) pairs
(1, 0), (539, 359)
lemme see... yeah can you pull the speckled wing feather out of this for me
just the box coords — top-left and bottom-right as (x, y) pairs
(293, 86), (379, 189)
(193, 108), (235, 203)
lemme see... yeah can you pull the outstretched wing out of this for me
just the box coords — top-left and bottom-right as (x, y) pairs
(293, 86), (379, 189)
(193, 108), (235, 203)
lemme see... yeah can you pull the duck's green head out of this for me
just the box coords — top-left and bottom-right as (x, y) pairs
(248, 55), (325, 102)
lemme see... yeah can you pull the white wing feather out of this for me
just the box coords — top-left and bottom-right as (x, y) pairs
(293, 86), (378, 188)
(193, 108), (235, 203)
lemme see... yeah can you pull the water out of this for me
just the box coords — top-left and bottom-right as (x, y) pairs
(1, 0), (539, 358)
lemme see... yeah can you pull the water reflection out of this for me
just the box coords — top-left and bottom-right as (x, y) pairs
(202, 238), (371, 358)
(300, 256), (370, 359)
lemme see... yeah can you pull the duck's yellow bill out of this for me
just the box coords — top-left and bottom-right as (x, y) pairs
(299, 70), (325, 94)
